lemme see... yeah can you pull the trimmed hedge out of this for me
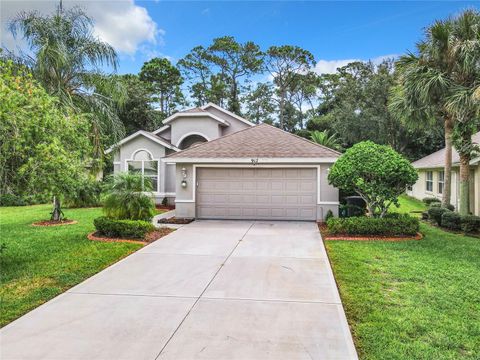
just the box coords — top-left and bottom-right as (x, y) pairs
(94, 216), (155, 239)
(461, 215), (480, 233)
(428, 207), (450, 226)
(423, 197), (441, 205)
(326, 214), (419, 236)
(441, 211), (461, 230)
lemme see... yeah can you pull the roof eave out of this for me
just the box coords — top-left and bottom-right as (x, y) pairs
(163, 157), (338, 164)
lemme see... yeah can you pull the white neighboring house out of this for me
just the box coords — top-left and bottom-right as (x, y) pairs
(106, 103), (341, 221)
(407, 131), (480, 216)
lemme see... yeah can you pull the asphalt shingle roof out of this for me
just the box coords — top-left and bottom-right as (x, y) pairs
(412, 131), (480, 168)
(168, 123), (341, 159)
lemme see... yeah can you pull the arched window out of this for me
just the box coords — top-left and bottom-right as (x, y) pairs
(127, 149), (159, 192)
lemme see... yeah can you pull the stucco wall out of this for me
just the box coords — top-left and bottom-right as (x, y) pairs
(408, 167), (480, 215)
(204, 107), (252, 135)
(174, 163), (339, 220)
(170, 117), (222, 147)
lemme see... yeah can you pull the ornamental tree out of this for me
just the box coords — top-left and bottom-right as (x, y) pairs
(328, 141), (418, 217)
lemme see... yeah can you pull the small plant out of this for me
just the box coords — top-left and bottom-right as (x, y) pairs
(429, 202), (441, 208)
(161, 197), (168, 207)
(422, 197), (440, 205)
(441, 211), (461, 230)
(460, 215), (480, 233)
(102, 173), (155, 221)
(0, 194), (29, 206)
(325, 209), (334, 222)
(427, 207), (450, 226)
(94, 216), (155, 239)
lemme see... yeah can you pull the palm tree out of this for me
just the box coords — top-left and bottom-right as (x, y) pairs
(8, 6), (125, 167)
(394, 9), (480, 213)
(310, 130), (342, 151)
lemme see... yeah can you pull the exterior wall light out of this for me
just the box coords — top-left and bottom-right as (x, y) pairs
(181, 167), (187, 188)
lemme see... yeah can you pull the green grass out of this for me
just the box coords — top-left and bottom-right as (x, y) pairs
(393, 194), (427, 215)
(0, 205), (142, 327)
(325, 195), (480, 359)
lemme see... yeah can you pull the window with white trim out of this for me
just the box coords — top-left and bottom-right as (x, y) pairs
(127, 150), (159, 192)
(438, 171), (444, 194)
(426, 171), (433, 192)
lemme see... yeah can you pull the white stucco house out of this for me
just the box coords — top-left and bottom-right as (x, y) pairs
(106, 103), (341, 221)
(407, 131), (480, 216)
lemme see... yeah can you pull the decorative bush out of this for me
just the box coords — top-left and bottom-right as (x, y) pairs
(460, 215), (480, 233)
(325, 209), (334, 222)
(427, 207), (450, 226)
(444, 203), (455, 211)
(421, 211), (429, 220)
(328, 141), (418, 217)
(429, 202), (441, 208)
(326, 214), (419, 236)
(441, 211), (462, 230)
(94, 216), (155, 239)
(422, 197), (441, 205)
(102, 173), (155, 221)
(0, 194), (29, 206)
(65, 177), (102, 208)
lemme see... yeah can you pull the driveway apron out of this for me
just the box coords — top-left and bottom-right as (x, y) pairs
(0, 220), (357, 360)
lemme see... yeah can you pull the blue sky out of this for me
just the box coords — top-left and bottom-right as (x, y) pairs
(2, 1), (479, 75)
(118, 1), (479, 74)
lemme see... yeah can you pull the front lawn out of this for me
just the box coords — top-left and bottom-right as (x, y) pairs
(325, 195), (480, 359)
(0, 205), (142, 327)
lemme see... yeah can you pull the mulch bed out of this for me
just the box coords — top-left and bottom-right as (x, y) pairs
(88, 228), (174, 244)
(318, 223), (423, 242)
(158, 217), (194, 225)
(156, 205), (175, 211)
(32, 219), (78, 227)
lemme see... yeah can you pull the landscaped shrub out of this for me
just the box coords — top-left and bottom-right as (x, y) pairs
(441, 211), (462, 230)
(427, 207), (450, 226)
(102, 173), (155, 221)
(328, 141), (418, 217)
(444, 203), (455, 211)
(421, 211), (429, 220)
(0, 194), (29, 206)
(94, 216), (155, 239)
(325, 209), (334, 222)
(423, 197), (441, 205)
(64, 177), (102, 208)
(460, 215), (480, 233)
(326, 214), (419, 236)
(429, 202), (441, 208)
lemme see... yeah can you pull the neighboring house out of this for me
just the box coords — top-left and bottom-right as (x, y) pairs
(107, 104), (340, 221)
(407, 131), (480, 216)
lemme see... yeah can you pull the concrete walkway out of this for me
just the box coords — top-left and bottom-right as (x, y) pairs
(0, 220), (358, 360)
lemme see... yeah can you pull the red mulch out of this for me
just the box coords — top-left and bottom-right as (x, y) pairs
(32, 219), (78, 227)
(317, 223), (423, 242)
(158, 217), (194, 225)
(156, 205), (175, 211)
(88, 228), (174, 244)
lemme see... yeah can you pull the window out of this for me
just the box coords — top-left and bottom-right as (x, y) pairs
(438, 171), (444, 194)
(426, 171), (433, 192)
(127, 150), (159, 192)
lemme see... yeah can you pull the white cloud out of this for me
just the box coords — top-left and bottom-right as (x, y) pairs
(1, 0), (163, 56)
(313, 54), (398, 75)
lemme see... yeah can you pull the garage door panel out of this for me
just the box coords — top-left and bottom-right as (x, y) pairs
(196, 168), (317, 221)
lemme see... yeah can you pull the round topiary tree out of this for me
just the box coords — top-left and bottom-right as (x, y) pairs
(328, 141), (418, 218)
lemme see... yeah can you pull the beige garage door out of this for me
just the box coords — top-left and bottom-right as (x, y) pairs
(196, 168), (317, 220)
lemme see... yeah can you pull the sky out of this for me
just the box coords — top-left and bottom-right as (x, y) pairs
(1, 0), (479, 76)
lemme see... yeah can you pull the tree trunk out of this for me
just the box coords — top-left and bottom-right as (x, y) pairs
(442, 117), (453, 207)
(459, 153), (471, 215)
(279, 91), (286, 130)
(51, 196), (63, 221)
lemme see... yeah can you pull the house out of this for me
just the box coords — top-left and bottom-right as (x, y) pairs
(107, 104), (340, 221)
(407, 131), (480, 215)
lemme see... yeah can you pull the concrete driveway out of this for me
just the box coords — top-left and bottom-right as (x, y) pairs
(0, 220), (357, 360)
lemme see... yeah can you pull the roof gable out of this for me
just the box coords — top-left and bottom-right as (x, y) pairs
(105, 130), (178, 154)
(168, 124), (340, 160)
(201, 103), (254, 127)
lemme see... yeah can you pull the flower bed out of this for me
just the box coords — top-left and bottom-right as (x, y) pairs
(88, 227), (173, 244)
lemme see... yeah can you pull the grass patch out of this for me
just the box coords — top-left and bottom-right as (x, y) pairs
(325, 195), (480, 359)
(0, 205), (142, 327)
(393, 194), (427, 215)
